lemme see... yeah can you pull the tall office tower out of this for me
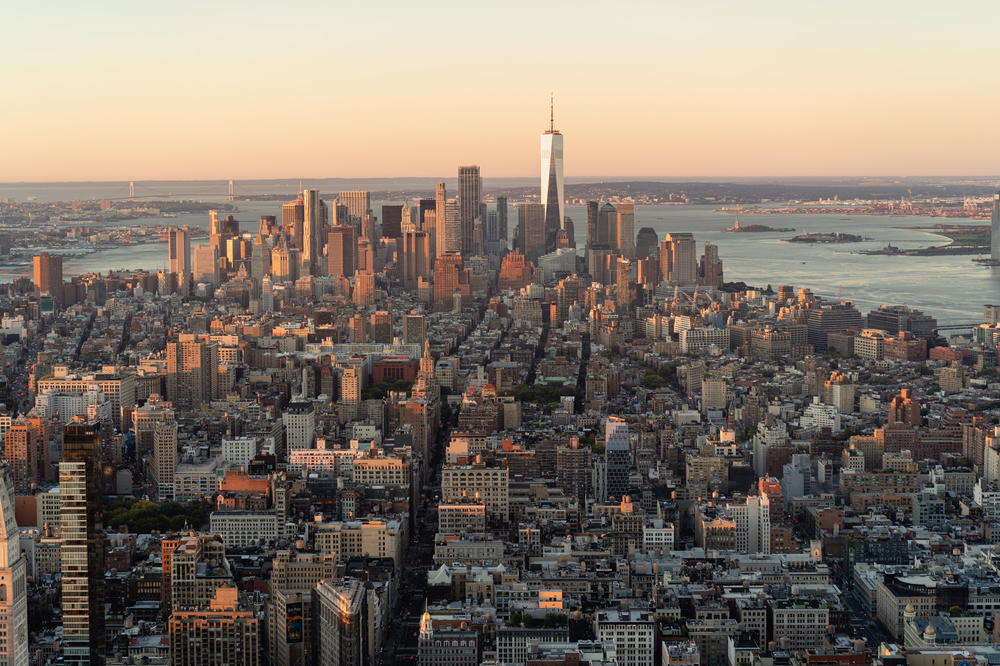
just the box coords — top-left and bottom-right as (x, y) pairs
(659, 233), (697, 284)
(434, 182), (448, 258)
(153, 414), (178, 500)
(259, 214), (278, 236)
(458, 165), (482, 253)
(192, 244), (219, 284)
(401, 231), (432, 291)
(60, 419), (105, 666)
(615, 257), (633, 308)
(992, 191), (1000, 261)
(250, 233), (270, 281)
(433, 253), (466, 312)
(314, 579), (367, 666)
(302, 189), (320, 275)
(271, 236), (300, 283)
(418, 198), (436, 228)
(699, 243), (724, 288)
(33, 252), (63, 302)
(169, 586), (260, 666)
(485, 210), (499, 249)
(381, 204), (403, 239)
(585, 201), (600, 250)
(337, 191), (370, 222)
(281, 196), (305, 249)
(442, 199), (462, 253)
(597, 203), (616, 247)
(403, 313), (427, 345)
(540, 101), (565, 254)
(0, 465), (27, 666)
(516, 203), (546, 261)
(326, 226), (356, 278)
(208, 209), (222, 255)
(776, 285), (795, 303)
(615, 203), (636, 258)
(496, 196), (509, 248)
(635, 227), (658, 259)
(347, 314), (366, 343)
(168, 227), (192, 275)
(604, 417), (631, 502)
(165, 337), (216, 411)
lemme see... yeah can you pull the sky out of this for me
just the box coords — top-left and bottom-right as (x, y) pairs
(3, 0), (1000, 182)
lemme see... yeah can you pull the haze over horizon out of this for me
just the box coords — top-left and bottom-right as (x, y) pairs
(5, 0), (1000, 182)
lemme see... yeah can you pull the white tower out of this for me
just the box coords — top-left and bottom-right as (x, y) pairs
(0, 466), (28, 665)
(540, 95), (565, 252)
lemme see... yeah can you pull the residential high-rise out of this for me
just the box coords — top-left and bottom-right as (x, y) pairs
(433, 253), (468, 312)
(153, 412), (178, 500)
(615, 203), (636, 258)
(168, 227), (192, 276)
(250, 233), (270, 280)
(659, 233), (697, 284)
(32, 252), (63, 302)
(370, 310), (392, 343)
(60, 419), (105, 666)
(437, 197), (461, 255)
(992, 191), (1000, 262)
(0, 465), (27, 666)
(3, 418), (43, 494)
(458, 166), (482, 253)
(271, 235), (300, 283)
(806, 301), (863, 351)
(540, 101), (565, 254)
(326, 226), (356, 279)
(604, 417), (631, 501)
(166, 336), (217, 411)
(284, 402), (316, 452)
(516, 203), (546, 261)
(302, 189), (320, 275)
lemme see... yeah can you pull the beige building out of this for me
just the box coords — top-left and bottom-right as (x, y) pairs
(169, 585), (259, 666)
(442, 464), (509, 521)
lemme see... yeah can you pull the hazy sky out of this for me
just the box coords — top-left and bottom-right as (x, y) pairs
(4, 0), (999, 181)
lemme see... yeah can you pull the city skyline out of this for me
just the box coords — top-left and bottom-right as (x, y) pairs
(5, 1), (1000, 181)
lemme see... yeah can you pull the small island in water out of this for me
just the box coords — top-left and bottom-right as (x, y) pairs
(721, 216), (794, 233)
(784, 232), (867, 243)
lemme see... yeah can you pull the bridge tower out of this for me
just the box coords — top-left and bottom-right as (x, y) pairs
(227, 179), (235, 202)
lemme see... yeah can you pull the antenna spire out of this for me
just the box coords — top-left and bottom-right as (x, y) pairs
(549, 93), (554, 132)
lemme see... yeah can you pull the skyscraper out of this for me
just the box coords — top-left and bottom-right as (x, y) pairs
(168, 227), (192, 276)
(585, 201), (600, 251)
(326, 226), (356, 279)
(314, 579), (367, 666)
(381, 204), (403, 239)
(458, 166), (482, 253)
(540, 100), (565, 254)
(700, 243), (724, 288)
(991, 191), (1000, 261)
(660, 233), (697, 284)
(0, 465), (27, 666)
(337, 191), (371, 222)
(496, 196), (509, 248)
(443, 199), (462, 254)
(192, 244), (219, 284)
(401, 231), (432, 291)
(434, 182), (447, 258)
(281, 196), (305, 249)
(166, 336), (217, 410)
(516, 203), (546, 261)
(615, 203), (636, 258)
(604, 417), (631, 502)
(32, 252), (63, 302)
(302, 189), (320, 275)
(60, 419), (105, 666)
